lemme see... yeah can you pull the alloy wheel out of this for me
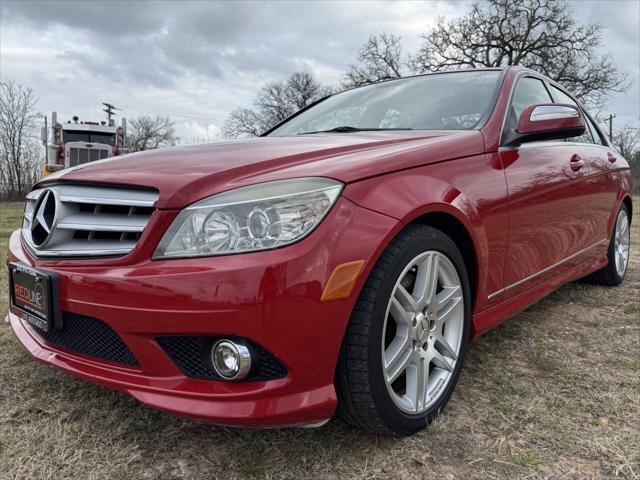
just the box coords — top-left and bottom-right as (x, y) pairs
(614, 209), (630, 277)
(381, 251), (464, 414)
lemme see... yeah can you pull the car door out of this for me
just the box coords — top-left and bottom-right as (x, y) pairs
(497, 76), (594, 300)
(547, 83), (619, 246)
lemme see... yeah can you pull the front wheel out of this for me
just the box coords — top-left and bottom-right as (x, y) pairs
(335, 224), (471, 436)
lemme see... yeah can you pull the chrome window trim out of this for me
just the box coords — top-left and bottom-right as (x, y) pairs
(498, 140), (611, 152)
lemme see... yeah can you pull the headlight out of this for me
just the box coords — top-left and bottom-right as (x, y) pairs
(153, 177), (343, 259)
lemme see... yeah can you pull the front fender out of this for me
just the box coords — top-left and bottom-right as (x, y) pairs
(342, 153), (510, 314)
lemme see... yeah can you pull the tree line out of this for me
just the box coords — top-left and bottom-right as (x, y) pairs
(0, 82), (40, 201)
(0, 84), (177, 201)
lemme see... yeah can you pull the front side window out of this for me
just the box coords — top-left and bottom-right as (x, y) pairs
(503, 76), (553, 139)
(548, 84), (578, 106)
(510, 77), (553, 120)
(267, 70), (502, 136)
(548, 84), (594, 144)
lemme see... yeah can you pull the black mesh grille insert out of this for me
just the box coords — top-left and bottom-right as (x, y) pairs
(30, 312), (138, 366)
(156, 336), (287, 381)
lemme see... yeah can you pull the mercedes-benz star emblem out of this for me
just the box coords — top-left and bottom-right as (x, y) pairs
(30, 189), (57, 247)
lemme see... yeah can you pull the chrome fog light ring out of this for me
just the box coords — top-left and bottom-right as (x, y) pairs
(211, 339), (252, 380)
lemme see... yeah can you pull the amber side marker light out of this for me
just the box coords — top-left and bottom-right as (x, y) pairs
(321, 260), (365, 301)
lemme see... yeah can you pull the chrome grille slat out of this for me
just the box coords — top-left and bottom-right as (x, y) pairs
(22, 184), (159, 258)
(57, 195), (155, 207)
(27, 240), (138, 257)
(56, 184), (157, 207)
(57, 213), (148, 232)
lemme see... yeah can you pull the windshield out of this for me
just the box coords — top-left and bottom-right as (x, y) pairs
(267, 70), (502, 136)
(63, 130), (116, 146)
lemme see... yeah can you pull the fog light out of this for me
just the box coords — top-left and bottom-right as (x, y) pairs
(211, 340), (252, 380)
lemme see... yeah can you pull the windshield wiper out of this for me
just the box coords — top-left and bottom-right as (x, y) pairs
(297, 126), (413, 135)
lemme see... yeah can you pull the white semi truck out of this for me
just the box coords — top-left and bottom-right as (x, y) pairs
(41, 111), (128, 176)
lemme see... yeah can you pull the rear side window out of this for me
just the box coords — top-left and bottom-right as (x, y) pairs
(585, 115), (607, 146)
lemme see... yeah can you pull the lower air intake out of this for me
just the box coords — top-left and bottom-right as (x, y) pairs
(29, 312), (139, 366)
(156, 336), (287, 381)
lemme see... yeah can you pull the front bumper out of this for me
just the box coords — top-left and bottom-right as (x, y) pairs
(6, 197), (398, 427)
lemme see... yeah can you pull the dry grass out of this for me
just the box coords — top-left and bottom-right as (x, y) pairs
(1, 200), (638, 480)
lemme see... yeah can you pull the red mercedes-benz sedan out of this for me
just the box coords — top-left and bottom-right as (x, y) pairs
(6, 67), (633, 436)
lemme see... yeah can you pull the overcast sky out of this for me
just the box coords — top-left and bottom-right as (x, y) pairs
(1, 0), (638, 142)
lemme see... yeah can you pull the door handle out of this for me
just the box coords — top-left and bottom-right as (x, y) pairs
(570, 154), (584, 171)
(607, 152), (617, 163)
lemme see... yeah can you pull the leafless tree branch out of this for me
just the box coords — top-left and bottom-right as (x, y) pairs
(127, 115), (177, 152)
(342, 33), (406, 88)
(410, 0), (629, 110)
(612, 127), (640, 193)
(0, 80), (40, 200)
(223, 71), (331, 138)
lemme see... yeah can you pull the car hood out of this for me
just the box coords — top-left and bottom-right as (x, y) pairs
(41, 130), (484, 209)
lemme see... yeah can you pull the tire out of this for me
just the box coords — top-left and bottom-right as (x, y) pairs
(335, 224), (471, 436)
(587, 203), (631, 286)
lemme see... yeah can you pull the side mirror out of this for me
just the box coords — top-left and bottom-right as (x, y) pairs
(503, 103), (585, 147)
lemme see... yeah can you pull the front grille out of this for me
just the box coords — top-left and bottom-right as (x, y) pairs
(69, 146), (110, 167)
(157, 336), (288, 381)
(29, 312), (139, 366)
(22, 184), (158, 257)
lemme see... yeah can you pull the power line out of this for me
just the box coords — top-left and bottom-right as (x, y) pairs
(102, 102), (121, 122)
(122, 107), (219, 123)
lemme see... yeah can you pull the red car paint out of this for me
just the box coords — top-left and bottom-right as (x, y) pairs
(5, 67), (633, 427)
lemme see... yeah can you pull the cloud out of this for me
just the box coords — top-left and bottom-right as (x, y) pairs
(1, 0), (637, 141)
(572, 0), (640, 126)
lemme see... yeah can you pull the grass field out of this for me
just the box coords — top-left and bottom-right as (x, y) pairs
(0, 201), (638, 480)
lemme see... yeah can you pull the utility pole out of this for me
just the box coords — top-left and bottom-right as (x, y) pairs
(604, 113), (616, 139)
(102, 102), (120, 123)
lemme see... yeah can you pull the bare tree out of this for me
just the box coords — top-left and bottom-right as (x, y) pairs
(410, 0), (629, 109)
(223, 108), (264, 139)
(612, 127), (640, 193)
(342, 33), (406, 88)
(287, 72), (332, 109)
(0, 81), (40, 200)
(223, 71), (331, 138)
(127, 115), (177, 152)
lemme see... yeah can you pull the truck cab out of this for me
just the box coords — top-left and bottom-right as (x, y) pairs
(42, 113), (128, 176)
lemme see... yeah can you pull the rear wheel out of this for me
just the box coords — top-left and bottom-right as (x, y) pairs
(335, 224), (471, 435)
(588, 204), (631, 286)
